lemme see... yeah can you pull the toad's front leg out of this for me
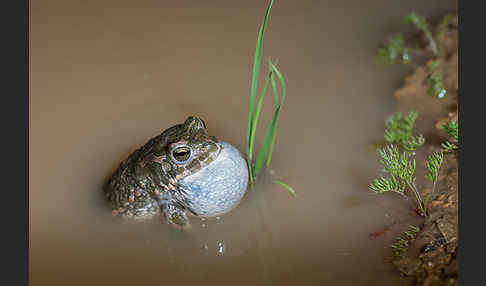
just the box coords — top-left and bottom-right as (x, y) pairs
(161, 198), (191, 229)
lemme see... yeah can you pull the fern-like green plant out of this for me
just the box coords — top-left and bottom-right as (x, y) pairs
(391, 225), (420, 258)
(377, 13), (454, 99)
(370, 144), (425, 215)
(384, 111), (417, 143)
(425, 151), (443, 183)
(440, 119), (459, 152)
(402, 135), (425, 153)
(425, 60), (447, 99)
(384, 111), (424, 152)
(438, 14), (454, 56)
(441, 120), (458, 140)
(442, 141), (458, 152)
(371, 111), (445, 216)
(404, 12), (438, 56)
(377, 34), (411, 64)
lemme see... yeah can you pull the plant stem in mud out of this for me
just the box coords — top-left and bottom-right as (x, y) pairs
(248, 161), (255, 186)
(407, 181), (426, 216)
(424, 30), (439, 57)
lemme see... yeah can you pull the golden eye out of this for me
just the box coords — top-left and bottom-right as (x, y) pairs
(172, 146), (192, 163)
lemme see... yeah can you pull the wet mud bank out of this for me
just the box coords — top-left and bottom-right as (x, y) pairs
(389, 15), (458, 286)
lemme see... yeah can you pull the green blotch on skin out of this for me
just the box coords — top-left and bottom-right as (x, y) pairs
(187, 159), (201, 172)
(198, 150), (209, 162)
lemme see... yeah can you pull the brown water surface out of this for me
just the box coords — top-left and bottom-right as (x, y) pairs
(30, 1), (457, 285)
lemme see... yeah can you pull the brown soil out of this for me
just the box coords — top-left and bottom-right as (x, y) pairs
(389, 15), (458, 286)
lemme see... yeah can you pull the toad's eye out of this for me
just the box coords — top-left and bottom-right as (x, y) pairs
(171, 146), (192, 163)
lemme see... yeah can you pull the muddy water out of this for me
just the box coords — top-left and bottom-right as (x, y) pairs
(30, 0), (457, 285)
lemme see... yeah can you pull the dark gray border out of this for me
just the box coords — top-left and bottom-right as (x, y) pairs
(459, 0), (480, 285)
(1, 0), (28, 285)
(457, 1), (462, 284)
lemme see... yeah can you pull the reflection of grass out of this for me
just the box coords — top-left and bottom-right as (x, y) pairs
(245, 0), (295, 196)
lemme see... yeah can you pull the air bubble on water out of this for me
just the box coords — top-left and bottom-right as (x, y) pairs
(267, 168), (277, 176)
(217, 241), (225, 256)
(438, 89), (447, 99)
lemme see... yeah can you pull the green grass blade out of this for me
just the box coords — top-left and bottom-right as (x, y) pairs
(269, 59), (280, 108)
(266, 122), (279, 167)
(247, 0), (275, 154)
(248, 161), (255, 185)
(274, 180), (296, 197)
(270, 61), (287, 104)
(254, 105), (281, 176)
(266, 62), (286, 166)
(249, 70), (273, 160)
